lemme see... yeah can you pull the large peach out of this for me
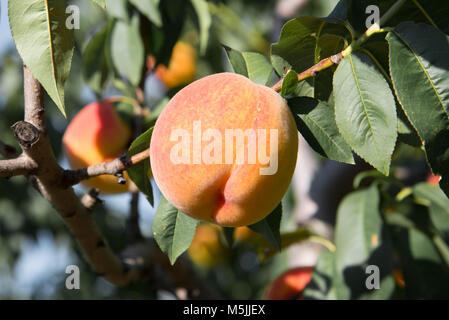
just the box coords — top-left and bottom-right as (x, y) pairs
(63, 99), (132, 194)
(187, 223), (228, 269)
(150, 72), (298, 227)
(154, 41), (196, 89)
(264, 267), (314, 300)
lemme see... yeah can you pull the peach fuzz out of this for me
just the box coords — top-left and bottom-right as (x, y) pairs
(150, 72), (298, 227)
(63, 100), (132, 194)
(264, 267), (314, 300)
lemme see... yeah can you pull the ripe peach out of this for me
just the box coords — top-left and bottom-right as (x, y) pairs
(154, 41), (196, 89)
(150, 72), (298, 227)
(187, 223), (228, 269)
(264, 267), (314, 300)
(63, 99), (132, 194)
(234, 226), (264, 245)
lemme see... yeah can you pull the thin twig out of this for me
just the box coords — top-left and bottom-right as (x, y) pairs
(61, 148), (150, 187)
(0, 155), (37, 178)
(271, 53), (343, 92)
(271, 0), (406, 92)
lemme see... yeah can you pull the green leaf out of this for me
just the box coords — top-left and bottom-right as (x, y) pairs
(387, 22), (449, 197)
(89, 0), (106, 9)
(9, 0), (74, 117)
(248, 203), (282, 251)
(153, 196), (199, 265)
(111, 14), (144, 86)
(224, 47), (273, 85)
(333, 51), (397, 175)
(413, 183), (449, 235)
(82, 21), (113, 93)
(281, 70), (298, 97)
(127, 127), (154, 206)
(334, 185), (394, 299)
(304, 251), (337, 300)
(129, 0), (162, 27)
(271, 16), (349, 100)
(288, 97), (354, 164)
(105, 0), (128, 21)
(191, 0), (211, 55)
(394, 227), (449, 299)
(152, 0), (188, 66)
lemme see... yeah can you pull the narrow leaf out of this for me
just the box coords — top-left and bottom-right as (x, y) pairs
(191, 0), (211, 55)
(9, 0), (74, 116)
(153, 196), (199, 265)
(111, 14), (144, 86)
(127, 127), (154, 206)
(333, 52), (397, 175)
(83, 21), (113, 93)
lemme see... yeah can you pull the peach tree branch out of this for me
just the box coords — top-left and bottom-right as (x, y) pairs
(271, 0), (406, 92)
(61, 148), (150, 187)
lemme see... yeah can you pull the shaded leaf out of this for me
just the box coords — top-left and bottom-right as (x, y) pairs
(413, 183), (449, 235)
(191, 0), (211, 55)
(304, 250), (337, 300)
(387, 22), (449, 197)
(153, 196), (199, 265)
(334, 185), (394, 299)
(248, 203), (282, 251)
(82, 21), (113, 93)
(130, 0), (162, 27)
(9, 0), (74, 116)
(111, 14), (144, 86)
(288, 97), (354, 164)
(393, 227), (449, 298)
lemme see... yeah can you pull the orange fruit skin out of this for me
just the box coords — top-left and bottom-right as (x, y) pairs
(187, 223), (228, 269)
(154, 42), (197, 89)
(63, 99), (132, 194)
(264, 267), (314, 300)
(150, 72), (298, 227)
